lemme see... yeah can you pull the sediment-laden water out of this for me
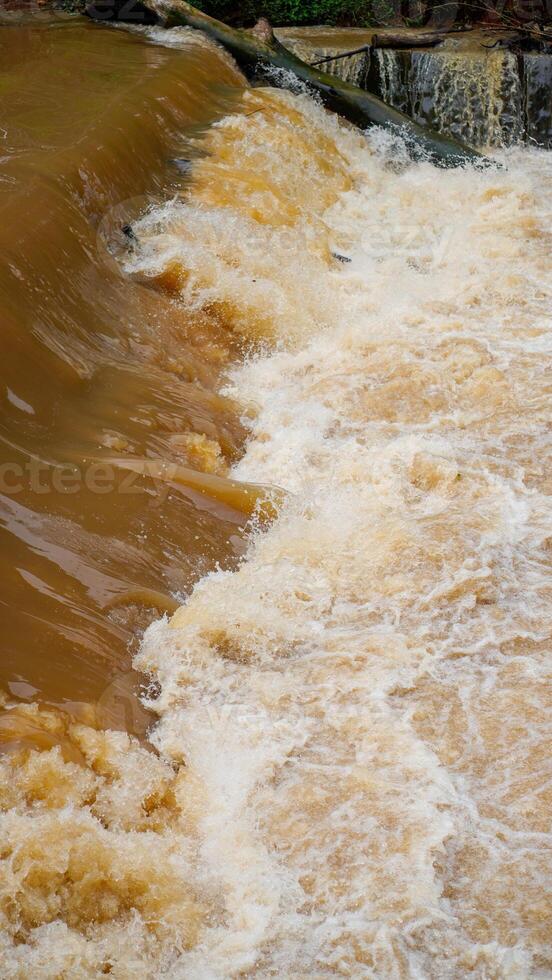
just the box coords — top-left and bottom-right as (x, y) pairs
(0, 19), (248, 734)
(280, 28), (552, 149)
(1, 18), (551, 980)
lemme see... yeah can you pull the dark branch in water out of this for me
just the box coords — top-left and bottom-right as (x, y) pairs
(310, 44), (371, 67)
(86, 0), (488, 167)
(122, 223), (137, 242)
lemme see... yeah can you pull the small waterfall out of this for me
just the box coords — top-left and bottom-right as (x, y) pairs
(410, 47), (524, 148)
(373, 43), (526, 149)
(523, 53), (552, 147)
(312, 46), (370, 86)
(281, 31), (552, 149)
(375, 48), (410, 114)
(278, 35), (371, 87)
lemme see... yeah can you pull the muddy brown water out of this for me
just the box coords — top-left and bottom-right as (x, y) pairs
(1, 16), (551, 977)
(0, 18), (248, 736)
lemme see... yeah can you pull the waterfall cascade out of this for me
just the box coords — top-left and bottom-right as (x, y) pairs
(1, 18), (552, 979)
(278, 28), (552, 149)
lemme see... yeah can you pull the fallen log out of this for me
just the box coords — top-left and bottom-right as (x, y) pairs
(310, 32), (445, 67)
(372, 31), (446, 47)
(86, 0), (486, 167)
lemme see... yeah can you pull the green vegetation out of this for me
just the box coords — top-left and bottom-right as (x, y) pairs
(195, 0), (382, 27)
(191, 0), (552, 28)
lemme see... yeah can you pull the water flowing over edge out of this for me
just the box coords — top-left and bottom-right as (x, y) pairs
(281, 30), (552, 150)
(1, 31), (552, 979)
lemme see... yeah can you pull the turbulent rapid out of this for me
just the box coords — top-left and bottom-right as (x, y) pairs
(1, 22), (552, 980)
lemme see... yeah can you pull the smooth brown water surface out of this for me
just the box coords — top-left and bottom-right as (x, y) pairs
(0, 19), (247, 735)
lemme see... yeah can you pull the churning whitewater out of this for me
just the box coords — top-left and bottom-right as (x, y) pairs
(1, 46), (551, 978)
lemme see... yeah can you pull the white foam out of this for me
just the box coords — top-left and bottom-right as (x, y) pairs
(4, 83), (552, 976)
(131, 91), (552, 975)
